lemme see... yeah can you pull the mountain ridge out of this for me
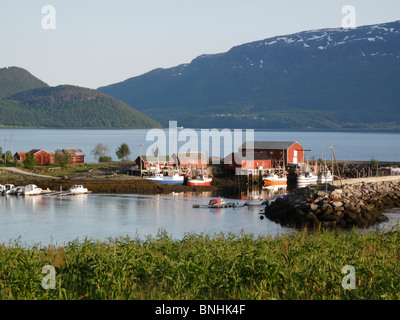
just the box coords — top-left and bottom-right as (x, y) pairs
(0, 67), (161, 129)
(98, 20), (400, 129)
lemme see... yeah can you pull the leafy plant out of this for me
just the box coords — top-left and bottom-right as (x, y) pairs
(23, 152), (36, 170)
(116, 143), (131, 161)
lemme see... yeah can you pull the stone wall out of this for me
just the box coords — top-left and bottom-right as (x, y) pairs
(263, 181), (400, 229)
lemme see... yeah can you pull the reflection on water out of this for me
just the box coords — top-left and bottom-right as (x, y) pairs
(372, 208), (400, 233)
(0, 189), (291, 247)
(1, 188), (399, 247)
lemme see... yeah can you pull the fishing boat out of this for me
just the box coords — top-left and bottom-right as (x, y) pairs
(246, 195), (266, 206)
(2, 184), (17, 195)
(22, 184), (42, 195)
(145, 173), (184, 185)
(68, 184), (89, 194)
(262, 173), (287, 187)
(187, 175), (212, 186)
(297, 171), (318, 185)
(317, 170), (333, 183)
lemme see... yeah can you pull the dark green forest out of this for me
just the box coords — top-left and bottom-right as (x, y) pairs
(0, 67), (161, 129)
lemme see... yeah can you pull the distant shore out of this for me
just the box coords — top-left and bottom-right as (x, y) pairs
(0, 176), (223, 195)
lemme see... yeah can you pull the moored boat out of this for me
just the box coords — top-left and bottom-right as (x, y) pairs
(297, 171), (318, 185)
(22, 184), (42, 195)
(2, 184), (17, 195)
(262, 173), (287, 187)
(317, 170), (333, 183)
(246, 195), (265, 206)
(187, 175), (212, 186)
(68, 184), (89, 194)
(145, 173), (184, 185)
(193, 198), (245, 208)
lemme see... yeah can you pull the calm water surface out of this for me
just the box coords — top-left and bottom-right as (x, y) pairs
(1, 190), (399, 247)
(0, 190), (293, 247)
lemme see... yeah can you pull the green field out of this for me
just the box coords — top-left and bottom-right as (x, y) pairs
(0, 228), (399, 300)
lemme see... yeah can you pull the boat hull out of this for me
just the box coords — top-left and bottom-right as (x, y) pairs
(263, 179), (287, 187)
(187, 178), (212, 186)
(147, 178), (184, 185)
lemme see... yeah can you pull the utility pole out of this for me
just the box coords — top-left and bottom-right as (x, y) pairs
(330, 143), (342, 187)
(4, 136), (6, 165)
(139, 144), (143, 176)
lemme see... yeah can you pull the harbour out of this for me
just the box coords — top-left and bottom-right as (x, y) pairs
(1, 128), (400, 247)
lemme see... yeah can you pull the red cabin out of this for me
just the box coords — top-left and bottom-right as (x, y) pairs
(224, 152), (272, 170)
(63, 149), (85, 164)
(14, 149), (55, 165)
(240, 141), (304, 168)
(172, 152), (208, 169)
(135, 155), (174, 170)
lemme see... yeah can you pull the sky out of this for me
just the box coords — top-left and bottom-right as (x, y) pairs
(0, 0), (399, 89)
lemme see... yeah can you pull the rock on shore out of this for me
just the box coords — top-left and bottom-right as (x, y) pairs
(263, 181), (400, 229)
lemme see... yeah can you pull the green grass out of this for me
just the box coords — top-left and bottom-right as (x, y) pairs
(1, 228), (400, 300)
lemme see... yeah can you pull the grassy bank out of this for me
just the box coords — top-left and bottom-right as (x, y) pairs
(1, 228), (400, 300)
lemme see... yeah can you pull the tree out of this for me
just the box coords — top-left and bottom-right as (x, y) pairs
(1, 151), (12, 164)
(91, 143), (111, 162)
(55, 149), (70, 167)
(99, 155), (112, 162)
(23, 152), (36, 170)
(116, 143), (131, 161)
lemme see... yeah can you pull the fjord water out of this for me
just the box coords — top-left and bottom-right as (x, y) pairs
(0, 190), (292, 247)
(0, 128), (399, 246)
(1, 128), (400, 162)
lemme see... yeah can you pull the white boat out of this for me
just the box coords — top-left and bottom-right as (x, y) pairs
(317, 170), (333, 183)
(246, 195), (266, 206)
(145, 173), (184, 185)
(68, 184), (89, 194)
(22, 184), (42, 195)
(297, 172), (318, 185)
(0, 185), (5, 193)
(193, 198), (245, 208)
(16, 186), (25, 195)
(2, 184), (17, 195)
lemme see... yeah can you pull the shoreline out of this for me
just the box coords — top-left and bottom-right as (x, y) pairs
(0, 177), (223, 195)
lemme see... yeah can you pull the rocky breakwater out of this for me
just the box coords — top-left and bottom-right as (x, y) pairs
(263, 181), (400, 229)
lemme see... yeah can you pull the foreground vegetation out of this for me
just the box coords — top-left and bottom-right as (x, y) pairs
(1, 228), (399, 300)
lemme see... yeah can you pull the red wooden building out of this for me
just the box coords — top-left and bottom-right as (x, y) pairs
(63, 149), (85, 164)
(224, 152), (272, 171)
(14, 149), (55, 165)
(239, 141), (304, 168)
(134, 155), (174, 170)
(171, 152), (208, 169)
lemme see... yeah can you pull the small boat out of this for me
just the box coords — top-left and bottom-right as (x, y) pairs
(187, 175), (212, 186)
(317, 170), (333, 183)
(262, 173), (287, 187)
(22, 184), (42, 195)
(145, 173), (184, 185)
(0, 185), (4, 193)
(68, 184), (89, 194)
(246, 195), (266, 206)
(2, 184), (17, 195)
(193, 198), (245, 208)
(16, 186), (25, 195)
(297, 172), (318, 185)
